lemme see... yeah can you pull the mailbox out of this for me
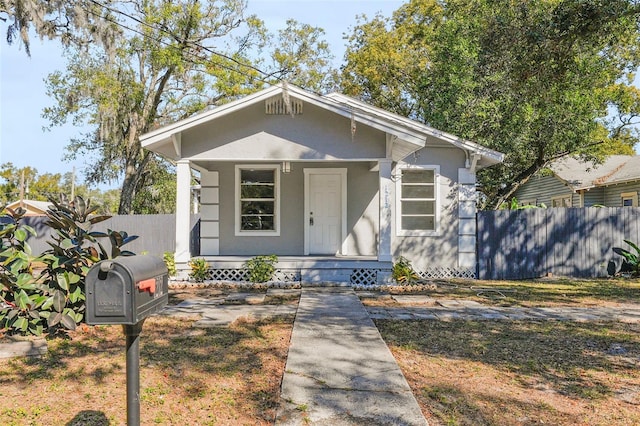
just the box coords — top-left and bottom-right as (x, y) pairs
(86, 256), (168, 325)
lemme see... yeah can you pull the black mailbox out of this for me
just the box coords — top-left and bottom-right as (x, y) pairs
(86, 256), (168, 325)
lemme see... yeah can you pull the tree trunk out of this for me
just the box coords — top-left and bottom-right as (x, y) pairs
(488, 157), (547, 210)
(118, 166), (137, 215)
(118, 151), (152, 214)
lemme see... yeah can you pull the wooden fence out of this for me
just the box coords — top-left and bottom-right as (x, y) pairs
(19, 208), (640, 279)
(477, 207), (640, 280)
(22, 214), (201, 257)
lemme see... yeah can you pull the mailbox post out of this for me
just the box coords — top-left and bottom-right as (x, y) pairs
(86, 256), (168, 426)
(124, 320), (145, 426)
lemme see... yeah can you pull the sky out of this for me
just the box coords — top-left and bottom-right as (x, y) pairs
(0, 0), (404, 189)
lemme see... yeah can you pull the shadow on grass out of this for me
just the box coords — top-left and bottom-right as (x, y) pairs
(1, 328), (124, 384)
(140, 317), (290, 417)
(0, 316), (292, 424)
(66, 410), (109, 426)
(377, 319), (640, 400)
(419, 383), (577, 425)
(419, 384), (489, 425)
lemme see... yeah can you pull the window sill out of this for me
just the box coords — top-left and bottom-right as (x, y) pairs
(397, 230), (440, 237)
(235, 231), (281, 237)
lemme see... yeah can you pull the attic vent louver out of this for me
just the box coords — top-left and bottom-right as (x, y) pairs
(265, 97), (303, 115)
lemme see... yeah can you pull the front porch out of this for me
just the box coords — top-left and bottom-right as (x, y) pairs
(183, 255), (393, 286)
(139, 85), (503, 284)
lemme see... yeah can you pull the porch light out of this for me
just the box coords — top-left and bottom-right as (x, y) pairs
(282, 161), (291, 173)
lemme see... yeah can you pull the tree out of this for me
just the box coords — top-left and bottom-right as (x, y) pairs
(43, 0), (337, 214)
(29, 172), (63, 200)
(0, 0), (119, 55)
(60, 171), (120, 213)
(267, 19), (338, 92)
(341, 0), (640, 208)
(0, 163), (119, 212)
(0, 162), (63, 203)
(0, 163), (30, 203)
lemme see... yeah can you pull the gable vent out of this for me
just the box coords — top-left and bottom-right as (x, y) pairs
(265, 96), (303, 115)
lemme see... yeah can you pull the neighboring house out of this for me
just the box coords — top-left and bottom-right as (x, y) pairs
(3, 199), (51, 216)
(140, 84), (503, 283)
(513, 155), (640, 208)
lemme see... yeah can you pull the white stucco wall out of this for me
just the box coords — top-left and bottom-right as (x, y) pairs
(200, 161), (379, 256)
(182, 102), (386, 161)
(391, 146), (468, 272)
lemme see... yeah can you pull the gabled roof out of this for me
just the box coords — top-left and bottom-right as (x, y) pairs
(549, 155), (640, 190)
(4, 199), (51, 216)
(141, 84), (503, 167)
(606, 155), (640, 185)
(324, 92), (503, 165)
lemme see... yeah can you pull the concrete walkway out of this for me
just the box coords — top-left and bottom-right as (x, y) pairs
(274, 288), (427, 426)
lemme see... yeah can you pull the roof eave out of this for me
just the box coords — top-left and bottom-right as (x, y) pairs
(141, 85), (285, 147)
(595, 176), (640, 187)
(324, 92), (504, 164)
(142, 84), (504, 166)
(142, 84), (429, 154)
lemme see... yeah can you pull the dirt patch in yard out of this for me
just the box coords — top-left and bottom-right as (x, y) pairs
(168, 285), (300, 306)
(378, 319), (640, 426)
(0, 316), (293, 425)
(169, 286), (228, 303)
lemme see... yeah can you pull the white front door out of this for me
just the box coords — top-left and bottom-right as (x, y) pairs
(305, 169), (346, 255)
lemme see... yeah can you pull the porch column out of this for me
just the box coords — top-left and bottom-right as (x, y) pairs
(378, 159), (393, 262)
(175, 160), (191, 265)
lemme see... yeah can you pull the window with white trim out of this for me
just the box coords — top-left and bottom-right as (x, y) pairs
(235, 165), (280, 235)
(551, 195), (572, 207)
(621, 192), (638, 207)
(396, 166), (439, 236)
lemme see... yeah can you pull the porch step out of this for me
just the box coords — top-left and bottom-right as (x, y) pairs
(300, 268), (353, 285)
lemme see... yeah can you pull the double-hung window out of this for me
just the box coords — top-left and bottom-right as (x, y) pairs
(396, 165), (439, 236)
(551, 195), (572, 208)
(621, 192), (638, 207)
(235, 165), (280, 236)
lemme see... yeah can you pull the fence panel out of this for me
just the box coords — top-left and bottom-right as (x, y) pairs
(22, 214), (201, 257)
(477, 207), (640, 280)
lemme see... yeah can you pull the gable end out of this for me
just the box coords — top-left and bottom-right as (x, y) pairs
(265, 96), (303, 115)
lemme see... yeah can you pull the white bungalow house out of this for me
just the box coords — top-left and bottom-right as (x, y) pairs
(140, 84), (503, 284)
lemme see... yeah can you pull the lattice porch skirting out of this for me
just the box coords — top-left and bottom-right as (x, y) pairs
(205, 268), (301, 282)
(204, 266), (476, 285)
(418, 267), (476, 280)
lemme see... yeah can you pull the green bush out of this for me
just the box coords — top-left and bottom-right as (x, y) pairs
(188, 258), (210, 282)
(0, 207), (42, 335)
(244, 255), (278, 283)
(613, 240), (640, 277)
(163, 252), (177, 277)
(392, 256), (419, 285)
(0, 196), (138, 336)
